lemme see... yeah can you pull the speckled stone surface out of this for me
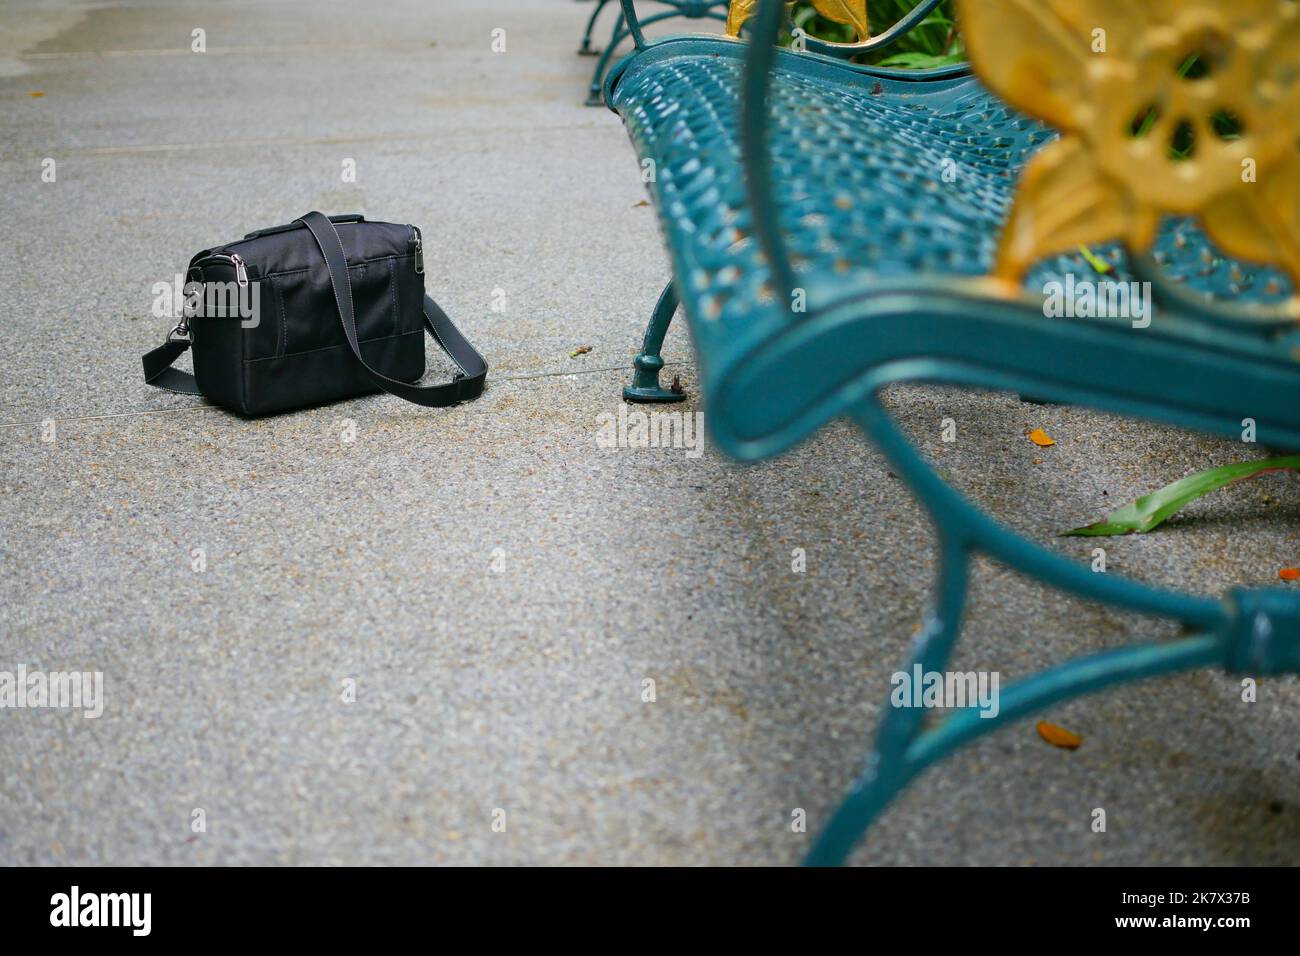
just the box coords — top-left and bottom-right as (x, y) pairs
(0, 0), (1297, 866)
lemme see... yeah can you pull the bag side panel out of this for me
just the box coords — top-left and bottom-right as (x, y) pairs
(190, 309), (248, 414)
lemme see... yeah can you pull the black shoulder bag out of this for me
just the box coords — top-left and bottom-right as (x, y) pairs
(142, 211), (487, 416)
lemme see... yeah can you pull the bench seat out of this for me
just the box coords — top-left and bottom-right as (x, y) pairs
(606, 37), (1300, 460)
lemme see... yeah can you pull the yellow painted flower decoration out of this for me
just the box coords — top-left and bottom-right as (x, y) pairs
(727, 1), (870, 42)
(954, 0), (1300, 295)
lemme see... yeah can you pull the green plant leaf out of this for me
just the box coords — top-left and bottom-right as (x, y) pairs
(787, 1), (958, 59)
(875, 49), (965, 69)
(1062, 456), (1300, 537)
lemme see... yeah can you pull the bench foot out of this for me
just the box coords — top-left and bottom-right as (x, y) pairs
(624, 278), (687, 403)
(584, 10), (625, 107)
(577, 0), (610, 56)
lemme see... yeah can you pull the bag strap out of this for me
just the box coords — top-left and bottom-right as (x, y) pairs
(142, 334), (203, 395)
(298, 211), (486, 407)
(141, 212), (488, 408)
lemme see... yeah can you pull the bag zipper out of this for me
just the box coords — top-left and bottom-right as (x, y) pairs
(409, 225), (424, 274)
(195, 252), (249, 286)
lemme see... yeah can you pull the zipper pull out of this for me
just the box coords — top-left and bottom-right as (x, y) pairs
(231, 253), (248, 287)
(411, 226), (424, 274)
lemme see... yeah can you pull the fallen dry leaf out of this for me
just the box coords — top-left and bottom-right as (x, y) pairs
(28, 91), (44, 98)
(1036, 720), (1081, 750)
(1280, 567), (1300, 581)
(633, 199), (650, 208)
(1028, 427), (1056, 447)
(570, 345), (593, 358)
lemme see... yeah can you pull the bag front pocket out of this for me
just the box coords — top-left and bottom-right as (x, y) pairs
(261, 257), (404, 359)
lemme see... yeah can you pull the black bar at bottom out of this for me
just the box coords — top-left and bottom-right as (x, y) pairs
(0, 866), (1287, 941)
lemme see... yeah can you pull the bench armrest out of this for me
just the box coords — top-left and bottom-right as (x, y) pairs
(616, 1), (649, 50)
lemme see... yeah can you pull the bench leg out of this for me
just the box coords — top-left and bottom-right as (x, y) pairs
(584, 13), (626, 107)
(806, 619), (1224, 865)
(624, 278), (686, 403)
(805, 537), (969, 866)
(577, 0), (610, 56)
(587, 7), (729, 105)
(802, 400), (1235, 865)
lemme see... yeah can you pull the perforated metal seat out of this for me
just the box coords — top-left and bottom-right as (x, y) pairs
(607, 38), (1300, 459)
(615, 45), (1299, 299)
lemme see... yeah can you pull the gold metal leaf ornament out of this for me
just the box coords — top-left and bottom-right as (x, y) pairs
(726, 0), (757, 37)
(954, 0), (1300, 296)
(727, 0), (870, 41)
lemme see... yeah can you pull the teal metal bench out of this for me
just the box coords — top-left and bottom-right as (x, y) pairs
(603, 0), (1300, 864)
(579, 0), (730, 106)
